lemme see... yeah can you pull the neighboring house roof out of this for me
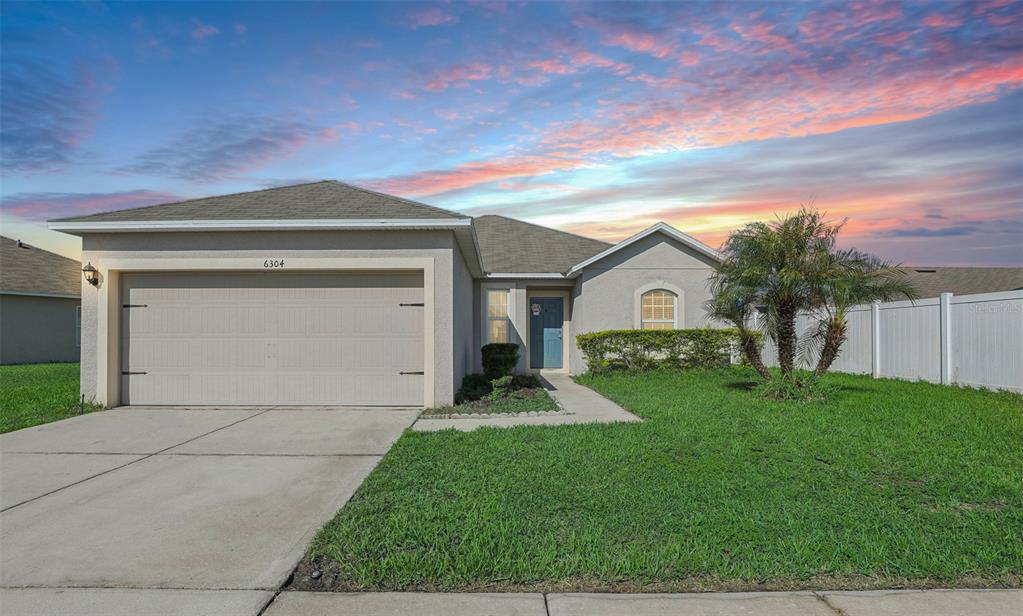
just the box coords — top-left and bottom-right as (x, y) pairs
(903, 266), (1023, 299)
(0, 236), (81, 297)
(51, 180), (468, 223)
(565, 222), (722, 277)
(473, 215), (611, 274)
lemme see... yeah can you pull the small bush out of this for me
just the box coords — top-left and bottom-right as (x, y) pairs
(576, 328), (758, 373)
(482, 343), (519, 378)
(487, 375), (515, 400)
(757, 372), (836, 402)
(456, 373), (492, 403)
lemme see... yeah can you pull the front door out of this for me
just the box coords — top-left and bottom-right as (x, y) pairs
(529, 297), (563, 369)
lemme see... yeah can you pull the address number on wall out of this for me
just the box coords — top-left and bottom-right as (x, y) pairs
(263, 259), (285, 268)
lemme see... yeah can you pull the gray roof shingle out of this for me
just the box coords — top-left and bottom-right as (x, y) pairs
(473, 215), (610, 274)
(0, 236), (81, 297)
(51, 181), (467, 222)
(903, 266), (1023, 299)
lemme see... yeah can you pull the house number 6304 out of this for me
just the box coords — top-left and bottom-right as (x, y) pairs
(263, 259), (285, 268)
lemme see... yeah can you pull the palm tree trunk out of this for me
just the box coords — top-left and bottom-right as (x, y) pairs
(776, 306), (797, 376)
(742, 333), (772, 381)
(814, 317), (847, 376)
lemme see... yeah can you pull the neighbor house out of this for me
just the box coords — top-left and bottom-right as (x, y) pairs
(0, 236), (82, 365)
(49, 181), (721, 407)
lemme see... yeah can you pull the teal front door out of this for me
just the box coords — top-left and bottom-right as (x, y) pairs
(529, 297), (563, 369)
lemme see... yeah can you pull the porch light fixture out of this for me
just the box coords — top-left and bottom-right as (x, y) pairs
(82, 262), (99, 286)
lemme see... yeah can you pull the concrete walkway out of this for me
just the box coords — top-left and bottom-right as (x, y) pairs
(413, 372), (641, 432)
(263, 589), (1022, 615)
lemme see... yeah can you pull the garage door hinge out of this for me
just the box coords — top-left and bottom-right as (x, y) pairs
(122, 304), (148, 308)
(121, 371), (147, 375)
(399, 371), (425, 375)
(399, 302), (425, 307)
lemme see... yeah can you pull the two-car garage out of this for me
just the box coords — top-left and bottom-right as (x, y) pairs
(119, 271), (425, 406)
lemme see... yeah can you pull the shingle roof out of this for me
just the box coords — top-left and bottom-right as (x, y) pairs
(903, 266), (1023, 299)
(0, 236), (81, 297)
(50, 181), (467, 223)
(473, 215), (611, 274)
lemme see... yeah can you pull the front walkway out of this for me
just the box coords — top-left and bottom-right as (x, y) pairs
(412, 372), (641, 432)
(263, 589), (1021, 615)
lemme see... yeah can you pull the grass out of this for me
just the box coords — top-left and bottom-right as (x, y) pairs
(298, 368), (1023, 592)
(0, 363), (100, 433)
(422, 388), (559, 416)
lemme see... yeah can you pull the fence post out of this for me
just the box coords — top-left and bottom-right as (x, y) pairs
(939, 292), (953, 385)
(871, 300), (881, 378)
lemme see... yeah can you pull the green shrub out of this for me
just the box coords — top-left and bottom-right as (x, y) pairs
(456, 373), (492, 403)
(757, 372), (836, 402)
(576, 328), (759, 373)
(487, 375), (515, 400)
(482, 343), (519, 378)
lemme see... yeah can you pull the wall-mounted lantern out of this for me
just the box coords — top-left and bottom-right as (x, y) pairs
(82, 262), (99, 286)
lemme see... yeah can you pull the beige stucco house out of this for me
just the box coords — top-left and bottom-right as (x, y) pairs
(49, 181), (721, 407)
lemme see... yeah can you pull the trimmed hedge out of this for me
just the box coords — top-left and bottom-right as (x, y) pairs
(482, 343), (519, 378)
(576, 328), (757, 373)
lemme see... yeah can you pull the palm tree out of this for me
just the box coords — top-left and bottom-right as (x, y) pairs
(705, 283), (772, 381)
(711, 207), (917, 380)
(805, 250), (918, 376)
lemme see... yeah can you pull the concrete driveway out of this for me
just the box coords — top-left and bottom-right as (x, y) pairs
(0, 406), (419, 616)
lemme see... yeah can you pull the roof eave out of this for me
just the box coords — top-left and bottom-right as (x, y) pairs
(565, 222), (721, 278)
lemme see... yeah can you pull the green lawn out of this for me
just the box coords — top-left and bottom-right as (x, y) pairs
(0, 363), (99, 433)
(422, 388), (559, 416)
(299, 368), (1023, 592)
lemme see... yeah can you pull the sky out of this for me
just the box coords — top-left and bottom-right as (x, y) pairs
(1, 0), (1021, 265)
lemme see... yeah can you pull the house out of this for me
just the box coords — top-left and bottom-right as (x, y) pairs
(901, 266), (1023, 299)
(0, 236), (82, 364)
(49, 180), (721, 407)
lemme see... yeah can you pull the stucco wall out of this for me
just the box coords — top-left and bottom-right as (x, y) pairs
(451, 242), (474, 391)
(78, 230), (460, 406)
(570, 234), (718, 373)
(0, 294), (81, 364)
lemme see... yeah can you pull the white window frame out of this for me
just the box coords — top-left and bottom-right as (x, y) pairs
(633, 281), (685, 329)
(640, 290), (678, 330)
(483, 287), (512, 344)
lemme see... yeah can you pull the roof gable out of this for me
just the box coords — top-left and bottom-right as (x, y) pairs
(473, 215), (611, 274)
(566, 222), (721, 277)
(0, 236), (81, 297)
(50, 181), (468, 223)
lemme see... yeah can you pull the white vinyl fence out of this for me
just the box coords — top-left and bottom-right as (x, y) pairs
(761, 290), (1023, 392)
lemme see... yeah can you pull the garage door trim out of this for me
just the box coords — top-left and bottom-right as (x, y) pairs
(90, 257), (436, 408)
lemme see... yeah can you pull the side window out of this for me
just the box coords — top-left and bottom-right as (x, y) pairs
(76, 305), (81, 347)
(486, 289), (510, 343)
(640, 290), (677, 330)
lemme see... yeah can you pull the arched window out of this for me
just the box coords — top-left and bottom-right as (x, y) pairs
(641, 290), (677, 330)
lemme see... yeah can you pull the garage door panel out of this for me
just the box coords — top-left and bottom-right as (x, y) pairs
(121, 271), (425, 406)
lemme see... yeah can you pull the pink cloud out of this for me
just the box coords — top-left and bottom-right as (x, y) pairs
(407, 7), (458, 29)
(191, 21), (220, 40)
(234, 23), (247, 35)
(2, 190), (182, 221)
(922, 13), (963, 28)
(423, 62), (493, 91)
(367, 155), (589, 196)
(528, 58), (577, 75)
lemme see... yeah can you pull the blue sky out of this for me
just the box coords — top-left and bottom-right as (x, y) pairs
(1, 0), (1021, 265)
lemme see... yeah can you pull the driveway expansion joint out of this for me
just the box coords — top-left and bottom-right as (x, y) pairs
(0, 407), (274, 512)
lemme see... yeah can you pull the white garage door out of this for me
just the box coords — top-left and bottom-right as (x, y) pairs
(120, 271), (424, 406)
